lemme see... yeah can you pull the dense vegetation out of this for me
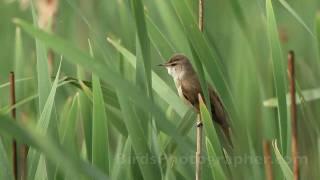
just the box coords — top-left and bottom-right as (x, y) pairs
(0, 0), (320, 179)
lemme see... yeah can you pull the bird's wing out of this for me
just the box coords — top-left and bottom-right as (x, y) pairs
(182, 82), (232, 144)
(180, 79), (229, 127)
(209, 87), (228, 127)
(180, 80), (200, 111)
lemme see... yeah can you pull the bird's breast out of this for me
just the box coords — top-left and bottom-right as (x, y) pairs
(173, 79), (184, 98)
(177, 85), (184, 98)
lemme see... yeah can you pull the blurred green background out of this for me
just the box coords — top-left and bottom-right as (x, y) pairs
(0, 0), (320, 179)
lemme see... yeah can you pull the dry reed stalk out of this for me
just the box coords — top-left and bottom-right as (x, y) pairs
(196, 1), (204, 179)
(198, 0), (204, 31)
(36, 0), (59, 74)
(288, 50), (299, 180)
(9, 72), (18, 180)
(196, 94), (204, 180)
(263, 140), (273, 180)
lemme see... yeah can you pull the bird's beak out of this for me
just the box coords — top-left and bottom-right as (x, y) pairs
(157, 63), (166, 67)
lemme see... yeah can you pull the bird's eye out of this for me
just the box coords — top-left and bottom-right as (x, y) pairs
(171, 63), (177, 66)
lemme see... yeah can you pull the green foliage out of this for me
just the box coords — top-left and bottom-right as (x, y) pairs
(272, 140), (294, 179)
(266, 0), (288, 154)
(0, 0), (319, 179)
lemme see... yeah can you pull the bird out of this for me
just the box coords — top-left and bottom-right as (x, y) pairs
(159, 54), (231, 144)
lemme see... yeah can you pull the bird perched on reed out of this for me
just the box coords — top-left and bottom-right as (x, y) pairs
(159, 54), (231, 143)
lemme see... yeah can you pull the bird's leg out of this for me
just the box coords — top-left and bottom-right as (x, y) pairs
(196, 119), (203, 127)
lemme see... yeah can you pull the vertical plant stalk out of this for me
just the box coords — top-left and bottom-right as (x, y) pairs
(288, 51), (299, 180)
(196, 1), (204, 179)
(9, 72), (18, 180)
(198, 0), (204, 31)
(196, 94), (204, 180)
(195, 115), (202, 180)
(20, 117), (28, 180)
(37, 0), (59, 75)
(263, 140), (273, 180)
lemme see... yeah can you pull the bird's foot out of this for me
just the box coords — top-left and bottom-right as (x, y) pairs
(196, 121), (203, 127)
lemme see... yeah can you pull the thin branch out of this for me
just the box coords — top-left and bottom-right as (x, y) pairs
(288, 50), (299, 180)
(20, 114), (28, 180)
(263, 140), (273, 180)
(196, 94), (204, 180)
(198, 0), (204, 31)
(20, 143), (28, 180)
(37, 0), (59, 75)
(196, 1), (204, 178)
(9, 72), (18, 180)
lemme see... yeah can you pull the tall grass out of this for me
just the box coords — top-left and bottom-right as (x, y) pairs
(0, 0), (320, 179)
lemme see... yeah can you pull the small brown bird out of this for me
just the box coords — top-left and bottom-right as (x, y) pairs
(159, 54), (231, 143)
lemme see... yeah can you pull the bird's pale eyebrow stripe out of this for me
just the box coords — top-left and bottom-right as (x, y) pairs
(168, 59), (178, 63)
(168, 57), (180, 63)
(165, 62), (177, 67)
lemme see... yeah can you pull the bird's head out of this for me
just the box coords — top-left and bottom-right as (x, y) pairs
(158, 54), (193, 80)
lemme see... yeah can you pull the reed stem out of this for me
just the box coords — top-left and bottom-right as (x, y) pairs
(288, 50), (299, 180)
